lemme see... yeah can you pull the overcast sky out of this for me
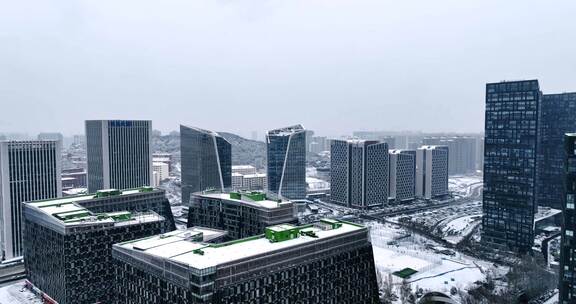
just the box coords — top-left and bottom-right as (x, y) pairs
(1, 0), (575, 138)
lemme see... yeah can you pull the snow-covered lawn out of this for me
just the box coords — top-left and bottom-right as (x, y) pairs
(367, 221), (503, 302)
(449, 175), (483, 197)
(0, 281), (41, 304)
(407, 259), (485, 294)
(441, 215), (482, 245)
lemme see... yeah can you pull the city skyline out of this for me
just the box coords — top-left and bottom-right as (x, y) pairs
(2, 1), (576, 137)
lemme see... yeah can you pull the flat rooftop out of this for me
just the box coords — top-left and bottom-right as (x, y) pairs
(25, 187), (164, 227)
(194, 192), (291, 209)
(30, 187), (157, 207)
(116, 219), (364, 270)
(267, 125), (305, 136)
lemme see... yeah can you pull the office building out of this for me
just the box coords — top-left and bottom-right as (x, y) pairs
(309, 136), (328, 154)
(560, 133), (576, 302)
(537, 93), (576, 209)
(389, 150), (416, 202)
(113, 219), (380, 304)
(242, 173), (267, 190)
(61, 168), (87, 191)
(86, 120), (153, 193)
(180, 125), (232, 206)
(23, 189), (168, 304)
(152, 152), (172, 167)
(0, 140), (62, 260)
(232, 165), (257, 176)
(482, 80), (540, 252)
(330, 139), (389, 209)
(152, 162), (169, 187)
(266, 125), (307, 199)
(187, 191), (295, 240)
(232, 172), (244, 189)
(416, 146), (449, 200)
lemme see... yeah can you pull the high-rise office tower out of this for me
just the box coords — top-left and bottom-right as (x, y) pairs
(23, 188), (168, 304)
(113, 219), (380, 304)
(415, 145), (449, 200)
(85, 120), (152, 193)
(560, 133), (576, 302)
(537, 93), (576, 209)
(389, 149), (416, 202)
(180, 125), (232, 205)
(330, 139), (389, 208)
(266, 125), (307, 199)
(482, 80), (541, 252)
(0, 140), (62, 260)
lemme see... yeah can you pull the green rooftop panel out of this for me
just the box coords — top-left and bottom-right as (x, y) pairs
(265, 224), (300, 243)
(95, 189), (122, 198)
(244, 192), (266, 202)
(107, 211), (132, 222)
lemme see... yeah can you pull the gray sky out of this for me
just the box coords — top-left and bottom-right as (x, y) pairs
(1, 0), (575, 138)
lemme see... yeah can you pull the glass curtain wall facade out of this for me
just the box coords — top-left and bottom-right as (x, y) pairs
(266, 125), (306, 200)
(180, 125), (232, 206)
(537, 93), (576, 209)
(560, 133), (576, 303)
(482, 80), (540, 253)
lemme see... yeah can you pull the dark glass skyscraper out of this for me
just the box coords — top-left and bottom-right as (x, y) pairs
(482, 80), (541, 253)
(560, 133), (576, 302)
(86, 120), (152, 193)
(266, 125), (306, 199)
(537, 93), (576, 209)
(180, 125), (231, 205)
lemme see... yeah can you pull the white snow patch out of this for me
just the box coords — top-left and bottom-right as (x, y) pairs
(0, 281), (42, 304)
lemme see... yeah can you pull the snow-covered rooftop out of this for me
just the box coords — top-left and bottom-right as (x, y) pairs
(116, 220), (363, 270)
(194, 192), (291, 209)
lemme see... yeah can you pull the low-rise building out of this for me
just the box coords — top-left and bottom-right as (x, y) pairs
(113, 219), (380, 303)
(232, 165), (257, 176)
(152, 162), (169, 187)
(23, 190), (169, 304)
(242, 173), (267, 190)
(187, 191), (296, 240)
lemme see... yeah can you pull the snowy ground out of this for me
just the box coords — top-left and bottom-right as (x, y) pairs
(391, 200), (482, 245)
(367, 221), (505, 303)
(0, 281), (41, 304)
(449, 174), (483, 198)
